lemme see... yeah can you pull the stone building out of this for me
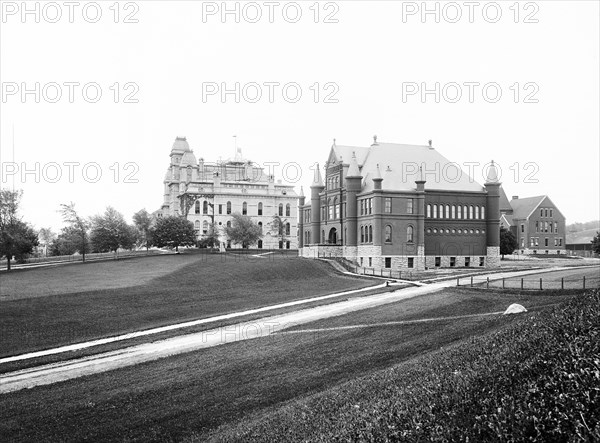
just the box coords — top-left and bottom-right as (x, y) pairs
(158, 136), (298, 249)
(298, 138), (501, 271)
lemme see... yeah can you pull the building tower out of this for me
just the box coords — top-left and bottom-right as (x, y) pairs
(310, 165), (325, 244)
(485, 161), (501, 266)
(344, 152), (362, 257)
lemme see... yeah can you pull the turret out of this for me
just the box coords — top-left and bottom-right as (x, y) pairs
(345, 153), (362, 247)
(298, 186), (306, 248)
(310, 164), (325, 244)
(415, 167), (426, 260)
(485, 161), (501, 248)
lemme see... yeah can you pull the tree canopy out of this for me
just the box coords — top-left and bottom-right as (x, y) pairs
(60, 202), (90, 262)
(592, 232), (600, 255)
(133, 209), (153, 251)
(151, 215), (196, 252)
(90, 207), (137, 253)
(225, 213), (262, 248)
(500, 226), (518, 258)
(0, 189), (39, 270)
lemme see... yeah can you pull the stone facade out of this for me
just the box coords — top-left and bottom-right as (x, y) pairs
(158, 137), (299, 249)
(299, 139), (502, 271)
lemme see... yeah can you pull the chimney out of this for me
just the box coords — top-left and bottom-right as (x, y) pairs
(512, 196), (519, 200)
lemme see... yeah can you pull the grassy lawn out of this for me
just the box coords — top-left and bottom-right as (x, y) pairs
(0, 254), (374, 358)
(0, 288), (576, 442)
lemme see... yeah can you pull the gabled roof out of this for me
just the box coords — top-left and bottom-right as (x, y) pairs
(509, 196), (546, 220)
(501, 214), (514, 227)
(499, 186), (512, 213)
(330, 141), (484, 193)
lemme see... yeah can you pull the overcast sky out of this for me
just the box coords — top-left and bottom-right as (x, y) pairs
(1, 0), (598, 232)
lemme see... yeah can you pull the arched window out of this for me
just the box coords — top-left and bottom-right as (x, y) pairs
(279, 203), (284, 216)
(457, 205), (462, 219)
(258, 202), (263, 216)
(286, 203), (291, 217)
(463, 205), (468, 219)
(194, 220), (200, 230)
(242, 202), (247, 215)
(451, 205), (456, 219)
(433, 204), (438, 219)
(203, 201), (209, 215)
(202, 220), (208, 234)
(258, 222), (263, 233)
(368, 225), (373, 243)
(407, 225), (414, 243)
(333, 197), (338, 219)
(469, 205), (474, 219)
(481, 206), (485, 220)
(195, 201), (200, 214)
(385, 225), (392, 243)
(445, 205), (450, 219)
(475, 206), (479, 219)
(285, 223), (290, 235)
(361, 226), (364, 243)
(427, 204), (431, 218)
(226, 220), (231, 228)
(227, 201), (232, 214)
(258, 239), (263, 249)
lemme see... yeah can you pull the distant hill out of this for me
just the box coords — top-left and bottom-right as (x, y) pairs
(567, 220), (600, 233)
(565, 220), (599, 245)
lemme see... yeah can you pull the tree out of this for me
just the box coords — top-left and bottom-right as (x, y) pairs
(151, 215), (196, 252)
(0, 189), (39, 270)
(270, 215), (289, 248)
(60, 202), (89, 262)
(90, 207), (137, 253)
(225, 213), (262, 248)
(49, 227), (83, 256)
(198, 222), (221, 249)
(37, 227), (56, 256)
(133, 209), (153, 251)
(500, 226), (518, 258)
(592, 231), (600, 255)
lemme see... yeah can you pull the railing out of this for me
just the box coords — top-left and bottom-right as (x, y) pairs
(456, 275), (598, 290)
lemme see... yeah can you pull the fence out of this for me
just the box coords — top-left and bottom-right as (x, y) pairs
(457, 275), (598, 290)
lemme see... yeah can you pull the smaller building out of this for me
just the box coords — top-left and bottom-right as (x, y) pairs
(566, 229), (599, 257)
(499, 189), (566, 255)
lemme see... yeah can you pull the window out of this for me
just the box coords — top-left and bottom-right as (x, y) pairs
(469, 205), (474, 219)
(258, 240), (263, 249)
(385, 198), (392, 214)
(328, 199), (333, 220)
(385, 257), (391, 269)
(445, 205), (450, 219)
(368, 225), (373, 243)
(554, 222), (558, 233)
(360, 257), (363, 266)
(554, 238), (558, 246)
(194, 220), (200, 230)
(463, 206), (468, 220)
(286, 241), (290, 249)
(457, 205), (462, 219)
(285, 223), (290, 236)
(530, 238), (535, 247)
(195, 201), (200, 214)
(535, 221), (539, 232)
(475, 206), (479, 219)
(521, 238), (525, 247)
(242, 202), (247, 215)
(279, 241), (283, 249)
(408, 257), (414, 268)
(450, 257), (456, 267)
(559, 238), (562, 246)
(451, 205), (456, 219)
(521, 224), (525, 233)
(481, 206), (485, 220)
(464, 257), (470, 267)
(479, 257), (485, 267)
(203, 201), (209, 215)
(407, 199), (413, 214)
(385, 225), (392, 243)
(545, 238), (549, 247)
(227, 201), (232, 214)
(550, 222), (553, 233)
(279, 204), (283, 216)
(258, 202), (263, 216)
(286, 204), (291, 217)
(427, 204), (431, 218)
(226, 221), (231, 228)
(258, 222), (263, 233)
(545, 209), (548, 217)
(360, 200), (364, 216)
(218, 204), (223, 215)
(535, 238), (539, 246)
(361, 226), (365, 243)
(368, 198), (372, 215)
(407, 226), (414, 243)
(540, 208), (544, 217)
(435, 257), (441, 267)
(433, 204), (438, 218)
(545, 221), (549, 233)
(202, 220), (208, 234)
(333, 198), (338, 219)
(550, 209), (553, 217)
(368, 257), (372, 267)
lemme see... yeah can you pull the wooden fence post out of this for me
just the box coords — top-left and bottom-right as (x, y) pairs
(486, 277), (489, 289)
(561, 277), (564, 290)
(583, 276), (586, 290)
(470, 276), (473, 287)
(540, 278), (543, 290)
(521, 278), (524, 290)
(457, 278), (460, 287)
(502, 278), (505, 289)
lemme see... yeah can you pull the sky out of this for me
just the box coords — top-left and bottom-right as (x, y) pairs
(1, 0), (598, 233)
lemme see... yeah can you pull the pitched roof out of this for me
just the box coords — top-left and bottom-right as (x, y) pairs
(501, 214), (514, 227)
(499, 186), (512, 213)
(332, 142), (484, 193)
(509, 195), (546, 220)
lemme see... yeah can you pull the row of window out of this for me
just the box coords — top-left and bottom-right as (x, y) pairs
(525, 237), (563, 247)
(427, 204), (485, 220)
(361, 225), (414, 244)
(194, 220), (290, 235)
(426, 227), (486, 235)
(540, 207), (553, 218)
(532, 221), (558, 234)
(326, 175), (340, 190)
(195, 201), (291, 217)
(358, 256), (485, 269)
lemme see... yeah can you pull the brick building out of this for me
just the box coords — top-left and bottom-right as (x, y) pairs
(298, 138), (501, 271)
